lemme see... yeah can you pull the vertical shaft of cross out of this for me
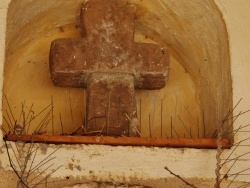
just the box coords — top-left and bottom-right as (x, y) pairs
(87, 73), (137, 136)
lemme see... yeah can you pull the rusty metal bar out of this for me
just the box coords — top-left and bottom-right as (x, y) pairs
(5, 134), (230, 149)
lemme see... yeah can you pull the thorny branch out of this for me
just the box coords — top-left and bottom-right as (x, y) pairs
(214, 99), (250, 188)
(164, 166), (198, 188)
(4, 137), (29, 188)
(2, 98), (62, 188)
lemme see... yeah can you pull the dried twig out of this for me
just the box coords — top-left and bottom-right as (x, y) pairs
(164, 166), (198, 188)
(214, 100), (250, 188)
(3, 99), (61, 187)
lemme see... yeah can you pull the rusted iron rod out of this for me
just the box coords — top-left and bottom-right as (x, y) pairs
(5, 134), (230, 149)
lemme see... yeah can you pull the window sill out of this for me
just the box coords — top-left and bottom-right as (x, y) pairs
(5, 134), (230, 149)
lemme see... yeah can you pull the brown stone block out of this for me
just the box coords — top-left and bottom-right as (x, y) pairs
(86, 73), (138, 136)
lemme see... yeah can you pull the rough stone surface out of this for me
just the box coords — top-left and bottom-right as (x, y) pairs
(50, 0), (169, 89)
(49, 0), (169, 136)
(87, 73), (137, 136)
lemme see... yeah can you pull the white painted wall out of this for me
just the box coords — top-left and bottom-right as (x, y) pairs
(0, 0), (250, 186)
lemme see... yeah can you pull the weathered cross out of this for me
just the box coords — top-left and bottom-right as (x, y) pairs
(49, 0), (169, 136)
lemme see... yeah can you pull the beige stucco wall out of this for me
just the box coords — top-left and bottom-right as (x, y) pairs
(0, 0), (250, 187)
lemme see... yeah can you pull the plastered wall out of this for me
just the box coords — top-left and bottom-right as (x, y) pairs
(0, 0), (250, 187)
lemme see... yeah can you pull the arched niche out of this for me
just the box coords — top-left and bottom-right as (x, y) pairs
(3, 0), (232, 139)
(132, 0), (232, 138)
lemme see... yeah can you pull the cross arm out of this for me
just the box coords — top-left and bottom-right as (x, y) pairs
(49, 38), (169, 89)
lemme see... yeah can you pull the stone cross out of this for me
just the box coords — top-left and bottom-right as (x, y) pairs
(49, 0), (169, 136)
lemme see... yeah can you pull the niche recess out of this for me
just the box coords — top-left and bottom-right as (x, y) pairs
(2, 0), (232, 144)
